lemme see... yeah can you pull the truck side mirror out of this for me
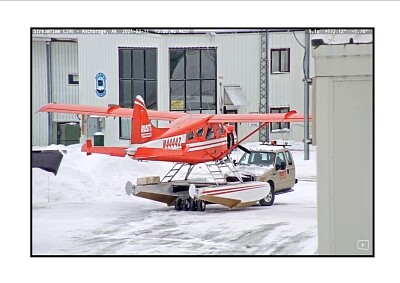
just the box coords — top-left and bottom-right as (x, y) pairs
(281, 161), (287, 170)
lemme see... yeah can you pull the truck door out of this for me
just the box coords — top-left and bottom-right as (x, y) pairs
(275, 152), (287, 191)
(284, 150), (296, 189)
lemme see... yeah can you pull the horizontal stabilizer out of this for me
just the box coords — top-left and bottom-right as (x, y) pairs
(82, 140), (127, 157)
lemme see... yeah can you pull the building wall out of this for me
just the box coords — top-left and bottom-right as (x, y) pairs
(32, 41), (49, 146)
(32, 31), (308, 146)
(76, 33), (262, 146)
(269, 31), (309, 142)
(50, 41), (80, 123)
(77, 33), (161, 146)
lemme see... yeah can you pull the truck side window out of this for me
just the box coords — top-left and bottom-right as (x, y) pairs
(284, 151), (293, 165)
(276, 152), (285, 166)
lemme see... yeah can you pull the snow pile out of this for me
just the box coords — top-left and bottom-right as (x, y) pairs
(32, 144), (172, 204)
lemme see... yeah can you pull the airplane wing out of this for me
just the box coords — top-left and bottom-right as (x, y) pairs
(38, 103), (187, 121)
(207, 110), (311, 123)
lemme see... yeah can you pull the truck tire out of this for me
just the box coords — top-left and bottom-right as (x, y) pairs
(259, 182), (275, 206)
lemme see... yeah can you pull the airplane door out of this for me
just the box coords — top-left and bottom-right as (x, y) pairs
(223, 106), (238, 134)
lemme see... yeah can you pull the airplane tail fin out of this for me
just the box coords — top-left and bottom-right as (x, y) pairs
(131, 95), (155, 144)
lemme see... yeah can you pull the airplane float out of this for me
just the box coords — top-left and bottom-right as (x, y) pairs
(39, 95), (310, 211)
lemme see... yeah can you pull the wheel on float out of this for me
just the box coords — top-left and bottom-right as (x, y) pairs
(174, 197), (183, 211)
(197, 200), (206, 211)
(183, 198), (191, 211)
(190, 198), (198, 211)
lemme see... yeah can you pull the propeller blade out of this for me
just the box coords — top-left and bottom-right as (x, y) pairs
(237, 144), (251, 154)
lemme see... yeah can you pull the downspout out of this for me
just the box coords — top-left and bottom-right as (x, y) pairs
(304, 30), (310, 160)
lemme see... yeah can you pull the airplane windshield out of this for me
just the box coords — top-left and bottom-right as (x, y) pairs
(238, 152), (276, 167)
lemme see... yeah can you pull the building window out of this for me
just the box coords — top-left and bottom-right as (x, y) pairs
(270, 107), (290, 132)
(68, 74), (79, 85)
(118, 48), (157, 139)
(169, 48), (217, 113)
(271, 48), (290, 73)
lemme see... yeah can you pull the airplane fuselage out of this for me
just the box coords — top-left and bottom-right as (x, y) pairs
(128, 121), (235, 164)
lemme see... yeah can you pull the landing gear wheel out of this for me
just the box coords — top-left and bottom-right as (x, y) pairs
(183, 198), (191, 211)
(175, 197), (183, 211)
(197, 200), (206, 211)
(259, 183), (275, 206)
(190, 199), (198, 211)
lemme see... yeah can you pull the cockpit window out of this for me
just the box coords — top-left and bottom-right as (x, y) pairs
(187, 131), (194, 140)
(197, 127), (204, 137)
(206, 127), (215, 140)
(218, 123), (224, 135)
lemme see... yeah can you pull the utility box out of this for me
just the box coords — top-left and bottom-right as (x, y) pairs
(87, 116), (101, 137)
(57, 123), (80, 145)
(312, 42), (373, 255)
(93, 132), (104, 146)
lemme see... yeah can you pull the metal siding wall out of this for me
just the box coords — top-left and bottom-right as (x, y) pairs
(269, 32), (306, 142)
(162, 34), (261, 141)
(216, 34), (261, 141)
(160, 34), (219, 112)
(78, 34), (161, 146)
(32, 41), (49, 146)
(51, 42), (79, 122)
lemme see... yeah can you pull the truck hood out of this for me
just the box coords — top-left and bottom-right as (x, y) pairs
(235, 164), (274, 176)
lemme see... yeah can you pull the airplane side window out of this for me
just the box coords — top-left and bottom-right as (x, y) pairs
(218, 123), (224, 135)
(197, 127), (204, 137)
(206, 127), (215, 140)
(187, 131), (194, 140)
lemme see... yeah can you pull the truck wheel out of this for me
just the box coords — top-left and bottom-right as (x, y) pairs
(260, 182), (275, 206)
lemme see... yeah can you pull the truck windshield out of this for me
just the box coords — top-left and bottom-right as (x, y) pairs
(238, 152), (276, 167)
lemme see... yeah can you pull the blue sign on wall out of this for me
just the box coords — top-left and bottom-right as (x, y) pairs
(95, 73), (106, 97)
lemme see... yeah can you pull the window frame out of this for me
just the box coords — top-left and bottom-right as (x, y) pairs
(118, 47), (157, 139)
(270, 106), (291, 132)
(270, 48), (290, 74)
(169, 47), (217, 114)
(284, 150), (293, 166)
(67, 74), (79, 85)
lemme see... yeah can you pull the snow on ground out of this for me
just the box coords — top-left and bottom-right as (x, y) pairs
(32, 142), (317, 255)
